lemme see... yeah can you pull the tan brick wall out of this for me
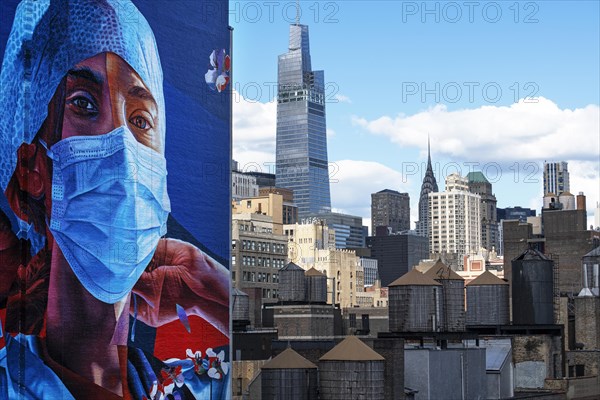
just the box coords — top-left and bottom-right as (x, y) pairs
(574, 297), (600, 350)
(232, 360), (267, 399)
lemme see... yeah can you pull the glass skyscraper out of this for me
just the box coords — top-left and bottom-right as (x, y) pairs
(275, 24), (331, 218)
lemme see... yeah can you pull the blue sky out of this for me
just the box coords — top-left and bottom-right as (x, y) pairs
(230, 0), (600, 230)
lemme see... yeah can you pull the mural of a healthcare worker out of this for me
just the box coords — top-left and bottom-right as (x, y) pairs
(0, 1), (231, 399)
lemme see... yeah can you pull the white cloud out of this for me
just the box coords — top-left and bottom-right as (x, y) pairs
(363, 217), (372, 236)
(232, 90), (276, 169)
(334, 94), (352, 103)
(568, 160), (600, 228)
(352, 97), (599, 163)
(232, 92), (599, 231)
(330, 159), (410, 223)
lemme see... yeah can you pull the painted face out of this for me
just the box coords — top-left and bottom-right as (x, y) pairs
(61, 52), (163, 154)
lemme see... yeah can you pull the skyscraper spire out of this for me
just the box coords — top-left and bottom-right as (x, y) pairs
(416, 137), (439, 238)
(427, 133), (432, 168)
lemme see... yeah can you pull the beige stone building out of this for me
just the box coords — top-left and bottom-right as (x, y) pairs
(232, 213), (287, 304)
(233, 193), (285, 235)
(356, 280), (389, 308)
(284, 221), (364, 308)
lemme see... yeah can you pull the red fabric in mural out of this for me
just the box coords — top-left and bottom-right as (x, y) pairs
(153, 316), (228, 360)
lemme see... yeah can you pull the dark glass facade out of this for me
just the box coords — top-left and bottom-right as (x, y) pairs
(304, 211), (366, 249)
(276, 24), (331, 218)
(366, 233), (429, 287)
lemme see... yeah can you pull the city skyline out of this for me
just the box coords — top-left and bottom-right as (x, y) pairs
(231, 1), (600, 231)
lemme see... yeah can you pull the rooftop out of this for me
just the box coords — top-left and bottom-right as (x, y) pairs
(466, 171), (490, 184)
(305, 267), (326, 277)
(583, 245), (600, 258)
(262, 348), (317, 369)
(320, 336), (384, 361)
(374, 189), (405, 195)
(513, 248), (550, 262)
(282, 262), (304, 271)
(422, 259), (464, 281)
(466, 270), (508, 286)
(389, 268), (442, 287)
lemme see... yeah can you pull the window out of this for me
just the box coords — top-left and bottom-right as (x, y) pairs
(236, 378), (243, 396)
(349, 313), (356, 328)
(569, 365), (585, 377)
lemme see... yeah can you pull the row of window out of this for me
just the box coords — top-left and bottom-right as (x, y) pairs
(241, 240), (285, 253)
(237, 255), (286, 269)
(241, 271), (279, 284)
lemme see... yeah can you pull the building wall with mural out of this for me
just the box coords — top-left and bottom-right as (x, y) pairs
(0, 1), (231, 398)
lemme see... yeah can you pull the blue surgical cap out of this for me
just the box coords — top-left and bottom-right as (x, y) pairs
(0, 0), (165, 191)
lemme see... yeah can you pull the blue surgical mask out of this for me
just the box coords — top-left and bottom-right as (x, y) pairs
(48, 126), (171, 304)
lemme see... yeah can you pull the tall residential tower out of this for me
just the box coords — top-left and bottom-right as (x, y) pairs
(429, 174), (482, 259)
(275, 24), (331, 218)
(543, 161), (570, 195)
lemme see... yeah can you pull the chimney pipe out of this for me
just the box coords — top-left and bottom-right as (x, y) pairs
(578, 263), (594, 297)
(593, 264), (599, 296)
(577, 192), (586, 212)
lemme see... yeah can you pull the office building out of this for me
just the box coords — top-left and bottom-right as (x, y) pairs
(304, 211), (366, 249)
(231, 213), (288, 305)
(246, 171), (276, 188)
(275, 24), (331, 217)
(543, 161), (570, 195)
(285, 221), (364, 308)
(232, 168), (259, 201)
(502, 192), (600, 293)
(371, 189), (410, 235)
(366, 232), (428, 287)
(497, 206), (536, 222)
(233, 193), (287, 235)
(259, 187), (298, 225)
(360, 257), (379, 287)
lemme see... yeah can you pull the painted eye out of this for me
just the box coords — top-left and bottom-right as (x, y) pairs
(130, 115), (149, 130)
(72, 96), (97, 112)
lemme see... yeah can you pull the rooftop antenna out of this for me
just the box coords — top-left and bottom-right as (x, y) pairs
(296, 0), (300, 25)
